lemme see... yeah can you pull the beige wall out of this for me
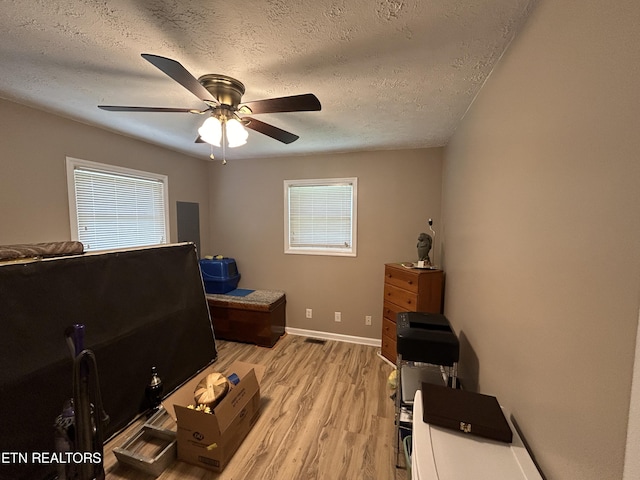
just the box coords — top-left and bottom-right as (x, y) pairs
(207, 148), (443, 339)
(0, 99), (211, 252)
(442, 1), (640, 479)
(0, 93), (443, 341)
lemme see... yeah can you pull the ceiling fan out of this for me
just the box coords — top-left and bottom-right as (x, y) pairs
(98, 54), (321, 157)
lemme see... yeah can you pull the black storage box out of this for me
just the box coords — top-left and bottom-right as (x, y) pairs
(396, 312), (459, 366)
(422, 382), (513, 443)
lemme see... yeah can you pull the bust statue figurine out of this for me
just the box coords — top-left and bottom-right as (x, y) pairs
(417, 232), (433, 265)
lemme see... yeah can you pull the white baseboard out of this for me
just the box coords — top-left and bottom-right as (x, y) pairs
(285, 327), (382, 348)
(376, 351), (396, 368)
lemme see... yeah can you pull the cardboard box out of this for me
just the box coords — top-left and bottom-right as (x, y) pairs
(163, 361), (264, 472)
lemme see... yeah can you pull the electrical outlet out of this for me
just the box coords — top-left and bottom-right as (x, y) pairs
(365, 315), (372, 326)
(334, 312), (341, 322)
(306, 308), (312, 319)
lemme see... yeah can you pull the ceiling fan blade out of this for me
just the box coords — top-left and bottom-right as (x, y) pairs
(244, 117), (299, 144)
(99, 105), (204, 113)
(141, 53), (218, 104)
(240, 93), (321, 114)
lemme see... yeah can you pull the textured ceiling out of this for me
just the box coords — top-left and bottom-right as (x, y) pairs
(0, 0), (535, 161)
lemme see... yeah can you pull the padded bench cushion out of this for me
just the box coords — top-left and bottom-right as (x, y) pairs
(205, 290), (285, 311)
(0, 241), (84, 262)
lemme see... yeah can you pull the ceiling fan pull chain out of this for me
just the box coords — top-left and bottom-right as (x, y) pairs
(222, 125), (227, 165)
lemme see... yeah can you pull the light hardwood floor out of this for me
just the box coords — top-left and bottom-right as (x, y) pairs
(103, 334), (408, 480)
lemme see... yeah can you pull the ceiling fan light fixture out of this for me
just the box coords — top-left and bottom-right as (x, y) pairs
(225, 118), (249, 148)
(198, 116), (222, 146)
(98, 55), (321, 155)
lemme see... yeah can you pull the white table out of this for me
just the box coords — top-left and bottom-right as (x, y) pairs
(411, 390), (543, 480)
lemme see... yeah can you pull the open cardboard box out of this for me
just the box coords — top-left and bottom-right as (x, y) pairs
(162, 361), (265, 472)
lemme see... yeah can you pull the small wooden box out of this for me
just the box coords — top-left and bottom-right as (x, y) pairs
(422, 382), (512, 443)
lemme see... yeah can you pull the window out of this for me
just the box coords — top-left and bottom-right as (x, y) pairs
(284, 177), (357, 257)
(66, 157), (170, 252)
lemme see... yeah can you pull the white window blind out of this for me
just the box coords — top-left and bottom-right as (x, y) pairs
(285, 178), (357, 256)
(66, 158), (169, 252)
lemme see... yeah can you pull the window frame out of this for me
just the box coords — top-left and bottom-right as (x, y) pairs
(66, 157), (170, 252)
(284, 177), (358, 257)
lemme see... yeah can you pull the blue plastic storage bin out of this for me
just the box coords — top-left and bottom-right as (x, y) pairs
(199, 257), (241, 294)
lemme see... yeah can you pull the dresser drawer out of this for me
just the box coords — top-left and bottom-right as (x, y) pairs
(382, 316), (396, 339)
(384, 283), (419, 310)
(383, 300), (404, 323)
(384, 265), (420, 293)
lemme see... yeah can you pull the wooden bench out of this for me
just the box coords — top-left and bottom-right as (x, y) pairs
(205, 290), (286, 347)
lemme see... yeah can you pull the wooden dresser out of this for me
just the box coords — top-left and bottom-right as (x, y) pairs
(381, 263), (444, 363)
